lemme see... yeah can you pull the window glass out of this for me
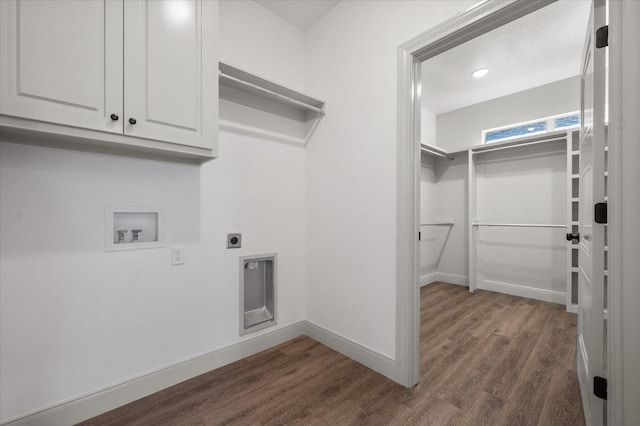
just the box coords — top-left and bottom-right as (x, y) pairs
(485, 121), (546, 143)
(555, 114), (580, 129)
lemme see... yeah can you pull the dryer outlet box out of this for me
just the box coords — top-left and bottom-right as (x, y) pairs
(227, 233), (242, 249)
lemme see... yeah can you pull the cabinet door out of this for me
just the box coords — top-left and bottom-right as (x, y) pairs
(0, 0), (123, 134)
(124, 0), (217, 150)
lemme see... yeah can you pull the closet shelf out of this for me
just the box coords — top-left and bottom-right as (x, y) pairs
(472, 222), (567, 229)
(218, 62), (325, 146)
(421, 144), (455, 160)
(471, 132), (567, 155)
(572, 174), (580, 179)
(571, 245), (608, 252)
(219, 62), (325, 118)
(572, 150), (580, 155)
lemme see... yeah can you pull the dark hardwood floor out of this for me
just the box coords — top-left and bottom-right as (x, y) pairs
(81, 282), (585, 425)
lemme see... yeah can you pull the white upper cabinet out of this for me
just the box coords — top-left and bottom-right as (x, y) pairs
(0, 0), (124, 134)
(0, 0), (217, 160)
(124, 1), (215, 149)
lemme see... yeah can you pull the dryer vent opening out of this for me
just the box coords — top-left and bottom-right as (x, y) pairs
(240, 254), (277, 335)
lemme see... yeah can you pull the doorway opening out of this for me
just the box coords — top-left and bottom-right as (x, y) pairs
(396, 1), (609, 424)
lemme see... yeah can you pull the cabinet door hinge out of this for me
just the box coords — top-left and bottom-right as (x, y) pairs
(596, 25), (609, 48)
(418, 231), (421, 241)
(594, 376), (608, 400)
(595, 202), (608, 224)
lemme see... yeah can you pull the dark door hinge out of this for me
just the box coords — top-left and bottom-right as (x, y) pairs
(596, 25), (609, 48)
(594, 376), (608, 400)
(418, 231), (421, 241)
(595, 202), (608, 224)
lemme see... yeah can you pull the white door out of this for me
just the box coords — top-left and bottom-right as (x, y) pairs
(123, 0), (216, 149)
(577, 0), (607, 424)
(0, 0), (123, 133)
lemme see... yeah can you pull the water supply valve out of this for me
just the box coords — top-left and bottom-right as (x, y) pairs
(131, 229), (142, 242)
(116, 229), (128, 243)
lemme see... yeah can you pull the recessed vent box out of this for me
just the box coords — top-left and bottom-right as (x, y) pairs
(104, 205), (165, 252)
(240, 254), (277, 335)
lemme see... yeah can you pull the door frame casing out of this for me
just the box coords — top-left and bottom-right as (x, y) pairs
(395, 0), (556, 388)
(607, 1), (640, 424)
(397, 1), (636, 423)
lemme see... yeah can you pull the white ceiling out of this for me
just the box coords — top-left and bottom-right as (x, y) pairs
(255, 0), (340, 31)
(421, 0), (591, 115)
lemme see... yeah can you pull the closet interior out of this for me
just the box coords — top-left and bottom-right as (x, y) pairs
(417, 0), (593, 313)
(420, 130), (578, 310)
(419, 147), (468, 288)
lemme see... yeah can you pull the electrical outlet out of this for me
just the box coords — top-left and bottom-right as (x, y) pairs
(227, 233), (242, 249)
(171, 246), (185, 265)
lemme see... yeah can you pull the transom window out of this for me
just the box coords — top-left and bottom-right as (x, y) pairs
(482, 112), (580, 144)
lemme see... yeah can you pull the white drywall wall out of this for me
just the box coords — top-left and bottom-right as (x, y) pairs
(421, 107), (437, 147)
(433, 155), (469, 280)
(420, 153), (469, 285)
(476, 145), (567, 294)
(419, 154), (469, 285)
(0, 2), (307, 421)
(419, 155), (438, 281)
(219, 0), (306, 92)
(437, 76), (580, 151)
(305, 0), (476, 359)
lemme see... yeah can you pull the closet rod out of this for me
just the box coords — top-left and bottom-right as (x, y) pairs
(420, 144), (455, 160)
(219, 71), (325, 114)
(421, 223), (454, 226)
(472, 223), (567, 228)
(472, 136), (566, 155)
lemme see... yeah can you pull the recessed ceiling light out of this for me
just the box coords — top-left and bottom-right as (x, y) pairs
(472, 68), (489, 78)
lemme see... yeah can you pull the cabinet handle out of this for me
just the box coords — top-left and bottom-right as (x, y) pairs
(110, 114), (119, 121)
(129, 118), (137, 125)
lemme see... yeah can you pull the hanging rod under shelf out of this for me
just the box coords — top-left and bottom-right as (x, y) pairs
(219, 71), (325, 114)
(472, 223), (567, 228)
(420, 222), (454, 226)
(472, 135), (566, 155)
(420, 144), (455, 160)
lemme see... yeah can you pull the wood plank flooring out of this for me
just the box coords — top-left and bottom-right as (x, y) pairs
(81, 282), (585, 425)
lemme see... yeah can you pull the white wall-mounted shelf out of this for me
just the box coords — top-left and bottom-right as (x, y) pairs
(567, 131), (579, 311)
(420, 144), (455, 160)
(218, 62), (325, 146)
(566, 127), (609, 312)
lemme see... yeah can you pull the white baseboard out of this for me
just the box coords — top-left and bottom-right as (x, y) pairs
(419, 272), (438, 287)
(435, 272), (468, 287)
(304, 321), (396, 382)
(4, 321), (306, 426)
(480, 280), (565, 305)
(567, 303), (579, 314)
(420, 272), (468, 287)
(5, 320), (400, 426)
